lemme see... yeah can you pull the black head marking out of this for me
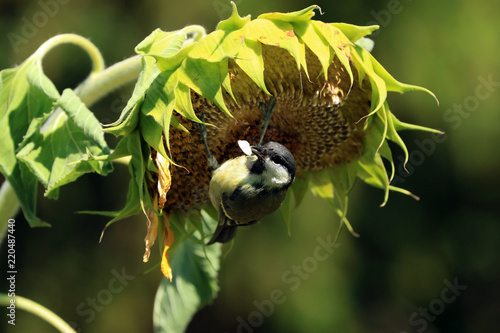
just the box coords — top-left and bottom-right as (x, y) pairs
(249, 146), (266, 174)
(252, 141), (296, 179)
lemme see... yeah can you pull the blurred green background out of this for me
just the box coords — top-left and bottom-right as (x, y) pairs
(1, 0), (499, 332)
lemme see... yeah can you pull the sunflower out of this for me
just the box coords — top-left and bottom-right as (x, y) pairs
(102, 4), (439, 283)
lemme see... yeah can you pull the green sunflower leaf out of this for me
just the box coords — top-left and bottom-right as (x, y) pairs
(178, 58), (231, 116)
(234, 39), (270, 95)
(0, 54), (60, 226)
(135, 28), (185, 55)
(331, 23), (379, 43)
(294, 21), (332, 80)
(188, 28), (246, 62)
(174, 82), (202, 123)
(369, 49), (438, 102)
(311, 21), (354, 86)
(388, 185), (420, 201)
(310, 169), (335, 202)
(328, 163), (359, 237)
(154, 215), (221, 333)
(140, 70), (176, 159)
(216, 2), (251, 31)
(291, 172), (310, 209)
(104, 29), (189, 137)
(246, 18), (308, 76)
(136, 28), (195, 74)
(386, 108), (411, 170)
(391, 112), (443, 134)
(357, 153), (390, 206)
(124, 129), (151, 217)
(351, 45), (387, 119)
(379, 140), (395, 182)
(103, 57), (159, 136)
(329, 161), (357, 200)
(258, 5), (319, 22)
(17, 89), (112, 199)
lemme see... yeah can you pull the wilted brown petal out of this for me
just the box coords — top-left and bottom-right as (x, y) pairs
(143, 193), (159, 263)
(155, 151), (172, 209)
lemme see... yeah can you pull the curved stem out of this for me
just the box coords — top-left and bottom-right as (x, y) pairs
(34, 33), (105, 74)
(0, 184), (19, 248)
(0, 294), (76, 333)
(40, 54), (141, 134)
(74, 55), (141, 106)
(0, 182), (18, 238)
(33, 33), (142, 107)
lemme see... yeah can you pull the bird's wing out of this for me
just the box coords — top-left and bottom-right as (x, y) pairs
(206, 205), (238, 245)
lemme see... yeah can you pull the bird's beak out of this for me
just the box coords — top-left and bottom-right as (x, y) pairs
(251, 146), (265, 160)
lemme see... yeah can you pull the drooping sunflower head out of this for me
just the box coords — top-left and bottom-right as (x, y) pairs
(104, 4), (439, 278)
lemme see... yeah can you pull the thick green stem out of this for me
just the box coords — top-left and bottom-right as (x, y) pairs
(74, 54), (141, 105)
(0, 182), (18, 237)
(34, 33), (105, 74)
(0, 294), (76, 333)
(41, 54), (141, 133)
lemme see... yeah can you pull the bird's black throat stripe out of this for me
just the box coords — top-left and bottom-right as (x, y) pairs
(249, 157), (266, 175)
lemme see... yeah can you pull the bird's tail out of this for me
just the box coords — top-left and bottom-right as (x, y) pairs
(207, 224), (237, 245)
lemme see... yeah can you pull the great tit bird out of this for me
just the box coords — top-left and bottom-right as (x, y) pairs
(207, 140), (296, 245)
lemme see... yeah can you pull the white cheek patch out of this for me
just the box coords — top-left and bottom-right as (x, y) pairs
(238, 140), (252, 156)
(263, 159), (291, 187)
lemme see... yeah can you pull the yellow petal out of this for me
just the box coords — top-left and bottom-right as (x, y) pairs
(161, 214), (175, 282)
